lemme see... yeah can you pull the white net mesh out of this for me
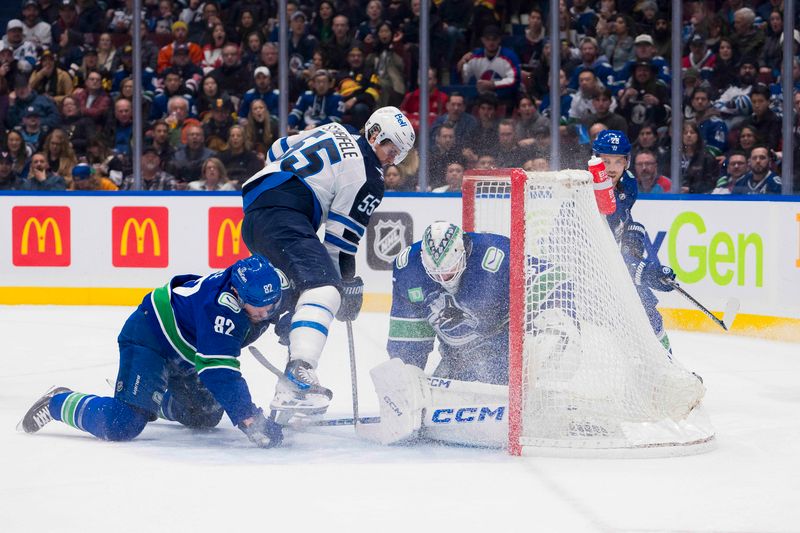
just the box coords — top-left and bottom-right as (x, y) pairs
(464, 170), (715, 456)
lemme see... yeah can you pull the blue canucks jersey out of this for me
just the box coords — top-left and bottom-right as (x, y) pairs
(606, 168), (639, 238)
(139, 265), (290, 425)
(288, 91), (345, 130)
(387, 233), (510, 369)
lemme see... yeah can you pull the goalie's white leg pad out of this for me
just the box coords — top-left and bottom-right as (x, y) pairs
(289, 285), (341, 367)
(368, 358), (431, 445)
(423, 378), (508, 448)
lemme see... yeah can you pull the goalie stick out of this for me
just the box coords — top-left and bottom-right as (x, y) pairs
(667, 279), (740, 331)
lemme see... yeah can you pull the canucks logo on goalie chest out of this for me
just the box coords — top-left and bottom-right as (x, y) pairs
(367, 212), (413, 270)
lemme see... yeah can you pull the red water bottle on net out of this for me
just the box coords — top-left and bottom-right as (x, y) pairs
(588, 156), (617, 215)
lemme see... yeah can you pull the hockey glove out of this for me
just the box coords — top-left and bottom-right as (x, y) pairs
(238, 408), (283, 448)
(274, 312), (293, 346)
(620, 221), (647, 260)
(336, 276), (364, 322)
(634, 261), (676, 292)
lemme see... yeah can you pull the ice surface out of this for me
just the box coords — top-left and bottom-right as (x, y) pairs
(1, 306), (799, 533)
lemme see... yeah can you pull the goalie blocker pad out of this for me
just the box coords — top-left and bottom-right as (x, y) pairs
(368, 359), (508, 448)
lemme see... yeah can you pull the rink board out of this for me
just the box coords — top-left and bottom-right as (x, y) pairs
(0, 191), (798, 341)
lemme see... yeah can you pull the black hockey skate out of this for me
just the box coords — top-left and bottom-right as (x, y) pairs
(270, 360), (333, 425)
(17, 386), (71, 434)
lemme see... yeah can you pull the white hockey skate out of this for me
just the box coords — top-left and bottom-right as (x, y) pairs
(270, 359), (333, 426)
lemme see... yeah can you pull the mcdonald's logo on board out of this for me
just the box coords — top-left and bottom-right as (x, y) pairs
(12, 206), (71, 266)
(112, 207), (169, 268)
(208, 207), (249, 268)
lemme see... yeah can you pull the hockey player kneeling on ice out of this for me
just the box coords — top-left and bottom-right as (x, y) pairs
(240, 106), (415, 423)
(593, 130), (678, 353)
(18, 255), (287, 448)
(368, 221), (579, 447)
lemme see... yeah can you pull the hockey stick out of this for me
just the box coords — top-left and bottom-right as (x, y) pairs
(248, 346), (287, 381)
(667, 280), (740, 331)
(292, 415), (380, 428)
(345, 320), (360, 429)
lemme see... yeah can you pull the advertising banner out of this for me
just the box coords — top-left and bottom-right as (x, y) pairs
(0, 192), (797, 340)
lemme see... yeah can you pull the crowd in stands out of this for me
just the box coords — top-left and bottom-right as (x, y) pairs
(0, 0), (797, 195)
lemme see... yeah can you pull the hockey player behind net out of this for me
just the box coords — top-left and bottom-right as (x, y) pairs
(18, 255), (287, 448)
(366, 221), (578, 446)
(240, 106), (415, 424)
(592, 130), (679, 354)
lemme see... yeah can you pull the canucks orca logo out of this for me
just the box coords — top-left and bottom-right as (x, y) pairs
(425, 293), (480, 346)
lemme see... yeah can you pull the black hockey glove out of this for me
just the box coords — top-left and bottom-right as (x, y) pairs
(634, 261), (676, 292)
(238, 408), (283, 448)
(620, 221), (647, 260)
(336, 276), (364, 322)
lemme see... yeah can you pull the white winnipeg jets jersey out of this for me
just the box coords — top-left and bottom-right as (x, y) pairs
(241, 121), (385, 263)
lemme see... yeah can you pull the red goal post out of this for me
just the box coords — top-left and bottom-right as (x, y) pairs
(462, 168), (716, 458)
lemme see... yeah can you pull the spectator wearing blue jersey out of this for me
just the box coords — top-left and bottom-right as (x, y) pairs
(431, 92), (477, 144)
(149, 69), (195, 122)
(689, 87), (728, 157)
(732, 145), (782, 194)
(568, 37), (615, 91)
(6, 74), (60, 130)
(288, 69), (343, 132)
(539, 68), (573, 122)
(458, 25), (521, 109)
(613, 33), (671, 89)
(239, 66), (280, 119)
(19, 255), (287, 449)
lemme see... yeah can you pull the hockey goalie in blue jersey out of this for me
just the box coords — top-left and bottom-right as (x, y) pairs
(18, 255), (287, 448)
(240, 106), (415, 423)
(592, 130), (676, 352)
(363, 221), (579, 447)
(388, 222), (511, 385)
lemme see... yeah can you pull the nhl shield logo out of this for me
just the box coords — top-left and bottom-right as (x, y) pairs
(367, 212), (413, 270)
(374, 219), (407, 263)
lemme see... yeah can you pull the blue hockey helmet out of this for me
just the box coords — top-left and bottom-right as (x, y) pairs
(592, 129), (632, 157)
(231, 255), (282, 308)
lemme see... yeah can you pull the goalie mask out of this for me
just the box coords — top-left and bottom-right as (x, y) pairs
(421, 221), (468, 292)
(364, 106), (416, 165)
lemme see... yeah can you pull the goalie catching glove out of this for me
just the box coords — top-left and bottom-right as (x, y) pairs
(238, 408), (283, 448)
(336, 276), (364, 321)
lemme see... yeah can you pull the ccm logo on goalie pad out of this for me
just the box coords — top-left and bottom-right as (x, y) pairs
(431, 406), (505, 423)
(382, 395), (403, 417)
(428, 378), (451, 388)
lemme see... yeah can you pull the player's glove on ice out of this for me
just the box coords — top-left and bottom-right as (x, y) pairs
(336, 276), (363, 321)
(634, 261), (676, 292)
(238, 408), (283, 448)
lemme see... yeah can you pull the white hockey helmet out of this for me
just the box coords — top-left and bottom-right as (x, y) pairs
(364, 106), (416, 164)
(421, 221), (468, 292)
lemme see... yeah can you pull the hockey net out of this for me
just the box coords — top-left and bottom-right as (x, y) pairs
(462, 169), (715, 457)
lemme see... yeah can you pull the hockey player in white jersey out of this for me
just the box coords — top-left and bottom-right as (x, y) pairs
(241, 106), (415, 422)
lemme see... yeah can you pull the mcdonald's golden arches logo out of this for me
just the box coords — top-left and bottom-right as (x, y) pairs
(12, 206), (71, 266)
(112, 207), (169, 268)
(208, 207), (249, 268)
